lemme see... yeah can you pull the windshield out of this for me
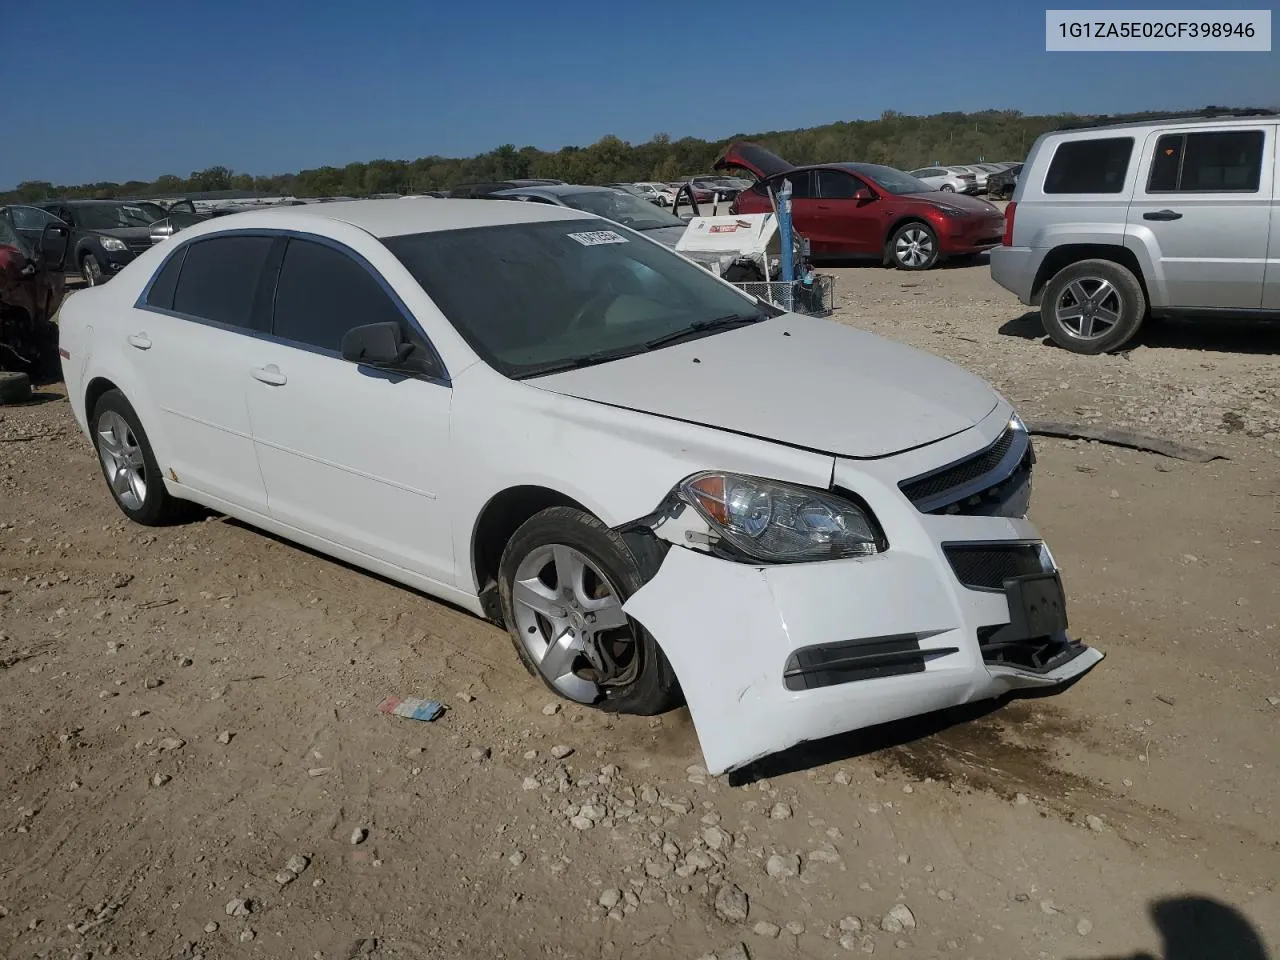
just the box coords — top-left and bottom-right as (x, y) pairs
(0, 210), (34, 257)
(72, 202), (167, 229)
(844, 164), (936, 195)
(384, 219), (772, 379)
(557, 191), (685, 231)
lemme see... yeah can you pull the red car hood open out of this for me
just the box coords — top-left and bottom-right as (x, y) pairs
(714, 141), (794, 181)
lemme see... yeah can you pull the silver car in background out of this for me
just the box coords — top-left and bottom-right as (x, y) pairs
(908, 166), (977, 193)
(990, 112), (1278, 354)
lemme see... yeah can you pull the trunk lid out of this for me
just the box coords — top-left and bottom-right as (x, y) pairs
(714, 141), (795, 181)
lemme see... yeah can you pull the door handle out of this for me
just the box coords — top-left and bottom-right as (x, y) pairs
(251, 365), (287, 386)
(817, 204), (832, 210)
(126, 333), (152, 350)
(1143, 209), (1183, 221)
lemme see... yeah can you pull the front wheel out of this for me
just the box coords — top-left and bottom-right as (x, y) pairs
(81, 254), (104, 286)
(498, 507), (680, 715)
(91, 389), (191, 525)
(1040, 259), (1147, 354)
(888, 222), (939, 270)
(939, 183), (955, 192)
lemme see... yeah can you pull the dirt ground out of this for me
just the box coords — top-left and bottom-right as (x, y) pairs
(2, 259), (1278, 960)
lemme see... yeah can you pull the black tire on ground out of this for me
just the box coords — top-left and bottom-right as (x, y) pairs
(0, 371), (33, 404)
(90, 389), (192, 525)
(498, 506), (680, 716)
(722, 261), (765, 283)
(1040, 258), (1147, 355)
(81, 253), (104, 286)
(887, 221), (940, 271)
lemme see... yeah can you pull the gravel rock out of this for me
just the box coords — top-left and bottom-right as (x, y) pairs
(936, 888), (955, 902)
(644, 859), (672, 879)
(702, 826), (732, 851)
(275, 869), (297, 885)
(570, 815), (594, 831)
(721, 943), (750, 960)
(599, 888), (622, 910)
(753, 921), (781, 938)
(350, 827), (368, 845)
(1077, 917), (1094, 936)
(158, 737), (184, 752)
(551, 744), (574, 760)
(508, 851), (526, 866)
(204, 921), (219, 933)
(1086, 814), (1106, 832)
(215, 731), (232, 745)
(714, 883), (749, 923)
(286, 854), (309, 875)
(785, 921), (805, 935)
(765, 853), (801, 879)
(522, 776), (540, 791)
(239, 928), (255, 942)
(840, 916), (863, 932)
(151, 772), (171, 788)
(807, 843), (841, 864)
(769, 802), (792, 820)
(224, 898), (251, 918)
(542, 703), (561, 716)
(880, 903), (916, 933)
(470, 747), (491, 762)
(834, 770), (852, 785)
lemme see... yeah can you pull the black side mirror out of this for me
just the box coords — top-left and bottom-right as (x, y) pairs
(38, 223), (70, 270)
(341, 322), (440, 378)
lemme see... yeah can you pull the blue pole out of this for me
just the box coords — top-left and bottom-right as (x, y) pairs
(777, 178), (794, 284)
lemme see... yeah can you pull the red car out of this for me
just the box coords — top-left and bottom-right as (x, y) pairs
(1, 207), (69, 376)
(719, 142), (1006, 270)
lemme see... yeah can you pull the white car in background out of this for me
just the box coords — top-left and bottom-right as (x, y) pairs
(908, 166), (977, 193)
(57, 199), (1101, 775)
(632, 182), (676, 206)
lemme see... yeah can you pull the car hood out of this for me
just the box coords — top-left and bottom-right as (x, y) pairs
(529, 314), (998, 458)
(638, 224), (687, 249)
(92, 226), (155, 241)
(908, 192), (1002, 215)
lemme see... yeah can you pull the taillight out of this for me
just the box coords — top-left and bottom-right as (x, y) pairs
(1002, 201), (1017, 246)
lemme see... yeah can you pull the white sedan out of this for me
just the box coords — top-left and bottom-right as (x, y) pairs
(58, 200), (1101, 775)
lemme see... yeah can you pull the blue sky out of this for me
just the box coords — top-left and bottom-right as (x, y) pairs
(1, 0), (1273, 189)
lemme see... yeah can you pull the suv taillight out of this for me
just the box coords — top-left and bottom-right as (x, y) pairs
(1002, 201), (1017, 246)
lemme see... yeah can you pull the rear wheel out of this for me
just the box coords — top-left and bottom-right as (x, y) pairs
(888, 222), (939, 270)
(939, 183), (955, 192)
(498, 507), (679, 715)
(1040, 259), (1146, 354)
(91, 389), (191, 524)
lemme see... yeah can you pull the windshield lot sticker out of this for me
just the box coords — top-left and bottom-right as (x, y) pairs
(568, 230), (629, 246)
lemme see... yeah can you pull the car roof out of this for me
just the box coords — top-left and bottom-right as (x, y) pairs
(170, 198), (593, 240)
(492, 184), (616, 198)
(1048, 111), (1277, 134)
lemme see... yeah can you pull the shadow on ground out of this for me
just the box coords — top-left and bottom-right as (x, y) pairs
(1000, 311), (1280, 356)
(1070, 895), (1270, 960)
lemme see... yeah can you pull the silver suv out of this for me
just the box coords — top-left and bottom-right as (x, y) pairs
(990, 113), (1278, 354)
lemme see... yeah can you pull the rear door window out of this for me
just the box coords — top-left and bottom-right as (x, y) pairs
(1146, 130), (1265, 193)
(171, 235), (274, 329)
(145, 247), (188, 311)
(1043, 137), (1134, 194)
(817, 170), (867, 199)
(771, 170), (814, 198)
(271, 238), (408, 353)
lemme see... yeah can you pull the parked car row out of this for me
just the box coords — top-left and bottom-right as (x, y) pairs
(908, 162), (1021, 195)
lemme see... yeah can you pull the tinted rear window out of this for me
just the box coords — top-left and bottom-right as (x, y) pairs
(1043, 137), (1134, 194)
(171, 236), (274, 328)
(145, 246), (187, 310)
(1147, 130), (1265, 192)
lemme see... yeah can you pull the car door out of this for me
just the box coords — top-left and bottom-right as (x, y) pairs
(9, 205), (66, 249)
(131, 234), (275, 513)
(245, 235), (456, 587)
(1259, 133), (1280, 310)
(1127, 125), (1272, 309)
(814, 169), (881, 255)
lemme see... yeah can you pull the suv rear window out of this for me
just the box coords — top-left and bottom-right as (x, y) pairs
(1043, 137), (1134, 194)
(1147, 130), (1265, 193)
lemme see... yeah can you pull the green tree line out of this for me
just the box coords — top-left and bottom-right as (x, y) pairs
(2, 106), (1265, 203)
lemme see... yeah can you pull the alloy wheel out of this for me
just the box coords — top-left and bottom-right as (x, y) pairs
(1054, 277), (1123, 339)
(96, 410), (147, 510)
(895, 228), (935, 268)
(510, 543), (636, 702)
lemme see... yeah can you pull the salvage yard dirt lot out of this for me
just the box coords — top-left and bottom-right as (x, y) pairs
(2, 261), (1279, 960)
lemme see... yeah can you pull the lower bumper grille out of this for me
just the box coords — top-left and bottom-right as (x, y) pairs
(944, 542), (1048, 591)
(783, 635), (959, 692)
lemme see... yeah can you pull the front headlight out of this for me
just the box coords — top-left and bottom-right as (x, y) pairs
(679, 472), (882, 563)
(99, 236), (127, 252)
(936, 205), (969, 217)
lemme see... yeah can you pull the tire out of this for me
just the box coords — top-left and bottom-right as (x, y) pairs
(888, 221), (940, 271)
(0, 371), (32, 404)
(90, 389), (191, 525)
(939, 183), (954, 192)
(722, 261), (765, 283)
(81, 253), (104, 286)
(498, 506), (680, 715)
(1040, 259), (1146, 354)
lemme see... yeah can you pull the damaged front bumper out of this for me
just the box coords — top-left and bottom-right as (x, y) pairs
(621, 410), (1103, 776)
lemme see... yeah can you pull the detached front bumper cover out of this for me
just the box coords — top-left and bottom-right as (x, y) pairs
(622, 541), (1102, 776)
